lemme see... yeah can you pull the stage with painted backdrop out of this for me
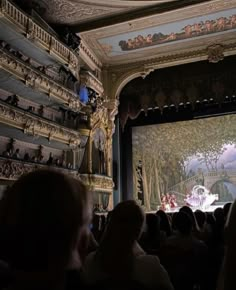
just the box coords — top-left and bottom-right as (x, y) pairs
(132, 114), (236, 212)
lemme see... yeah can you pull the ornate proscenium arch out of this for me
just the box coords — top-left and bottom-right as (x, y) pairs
(114, 68), (154, 100)
(117, 54), (236, 129)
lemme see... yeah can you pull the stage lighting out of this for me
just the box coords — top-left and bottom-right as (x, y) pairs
(195, 100), (202, 112)
(170, 104), (176, 111)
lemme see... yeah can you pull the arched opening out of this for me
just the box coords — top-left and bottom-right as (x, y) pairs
(211, 180), (236, 203)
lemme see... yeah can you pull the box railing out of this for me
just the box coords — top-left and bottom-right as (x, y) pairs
(0, 0), (79, 69)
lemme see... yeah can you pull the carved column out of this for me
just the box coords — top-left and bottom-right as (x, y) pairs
(106, 130), (113, 177)
(87, 133), (93, 174)
(104, 99), (119, 210)
(104, 99), (119, 178)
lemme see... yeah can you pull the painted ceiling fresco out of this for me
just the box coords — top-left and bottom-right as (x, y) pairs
(98, 8), (236, 56)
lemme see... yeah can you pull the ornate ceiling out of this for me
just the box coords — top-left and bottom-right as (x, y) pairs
(39, 0), (175, 25)
(79, 0), (236, 66)
(36, 0), (236, 77)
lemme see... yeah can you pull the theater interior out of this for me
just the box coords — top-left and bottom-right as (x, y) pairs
(0, 0), (236, 212)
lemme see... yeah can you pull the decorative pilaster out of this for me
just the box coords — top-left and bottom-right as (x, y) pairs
(87, 133), (93, 174)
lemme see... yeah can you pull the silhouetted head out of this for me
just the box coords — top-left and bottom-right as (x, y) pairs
(146, 213), (160, 236)
(0, 169), (91, 272)
(156, 210), (172, 236)
(224, 203), (232, 222)
(180, 206), (199, 231)
(222, 200), (236, 290)
(214, 207), (225, 227)
(173, 211), (193, 236)
(105, 200), (145, 243)
(98, 201), (145, 280)
(92, 214), (100, 231)
(195, 210), (206, 229)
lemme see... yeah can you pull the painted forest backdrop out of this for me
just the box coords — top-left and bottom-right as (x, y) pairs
(132, 114), (236, 211)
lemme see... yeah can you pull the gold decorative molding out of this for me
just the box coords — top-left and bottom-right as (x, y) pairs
(0, 49), (82, 112)
(79, 174), (114, 193)
(89, 107), (109, 130)
(0, 157), (79, 181)
(81, 0), (236, 64)
(80, 70), (104, 96)
(0, 102), (81, 146)
(107, 41), (236, 99)
(79, 41), (102, 71)
(104, 99), (119, 122)
(207, 44), (224, 63)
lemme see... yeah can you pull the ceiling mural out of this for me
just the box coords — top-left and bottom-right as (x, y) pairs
(98, 8), (236, 56)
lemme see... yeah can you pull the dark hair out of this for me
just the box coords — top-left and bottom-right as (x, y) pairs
(180, 206), (200, 232)
(0, 169), (90, 271)
(98, 200), (145, 279)
(194, 210), (206, 229)
(146, 213), (160, 237)
(172, 212), (193, 235)
(221, 201), (236, 290)
(214, 207), (225, 227)
(224, 203), (232, 221)
(156, 210), (172, 236)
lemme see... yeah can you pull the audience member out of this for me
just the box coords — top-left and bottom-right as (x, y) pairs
(179, 206), (200, 236)
(194, 209), (206, 230)
(0, 169), (92, 290)
(156, 210), (172, 244)
(83, 200), (174, 290)
(223, 202), (232, 223)
(140, 213), (161, 255)
(217, 200), (236, 290)
(160, 211), (208, 290)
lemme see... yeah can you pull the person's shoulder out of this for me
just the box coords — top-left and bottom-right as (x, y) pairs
(85, 251), (96, 262)
(135, 254), (161, 265)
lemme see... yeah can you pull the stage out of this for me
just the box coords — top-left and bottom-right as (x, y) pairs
(147, 203), (225, 214)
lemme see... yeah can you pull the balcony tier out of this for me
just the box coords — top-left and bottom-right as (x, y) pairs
(0, 101), (82, 146)
(80, 70), (104, 96)
(0, 0), (101, 73)
(0, 48), (82, 111)
(0, 0), (79, 74)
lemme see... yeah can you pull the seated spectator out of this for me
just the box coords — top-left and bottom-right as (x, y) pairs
(195, 209), (206, 231)
(140, 213), (161, 255)
(223, 202), (232, 224)
(160, 211), (208, 290)
(180, 206), (201, 239)
(217, 200), (236, 290)
(156, 210), (172, 245)
(214, 208), (225, 243)
(0, 169), (92, 290)
(195, 209), (207, 240)
(83, 200), (173, 290)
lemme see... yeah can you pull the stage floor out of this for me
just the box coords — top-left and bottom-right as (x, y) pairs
(147, 203), (225, 213)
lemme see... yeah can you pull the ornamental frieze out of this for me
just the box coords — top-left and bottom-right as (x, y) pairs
(0, 157), (79, 180)
(0, 102), (81, 146)
(106, 42), (236, 100)
(89, 106), (109, 130)
(79, 174), (114, 192)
